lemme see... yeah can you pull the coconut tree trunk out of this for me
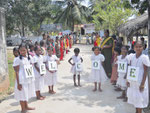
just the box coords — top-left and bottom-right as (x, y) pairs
(148, 2), (150, 53)
(145, 3), (150, 113)
(22, 23), (25, 37)
(0, 7), (9, 93)
(72, 20), (74, 31)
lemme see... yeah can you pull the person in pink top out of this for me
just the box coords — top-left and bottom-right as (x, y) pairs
(29, 44), (35, 57)
(110, 47), (121, 85)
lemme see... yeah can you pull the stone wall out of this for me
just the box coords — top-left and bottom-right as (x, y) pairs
(0, 7), (9, 92)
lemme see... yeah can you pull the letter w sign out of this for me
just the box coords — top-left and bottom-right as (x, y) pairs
(24, 65), (34, 78)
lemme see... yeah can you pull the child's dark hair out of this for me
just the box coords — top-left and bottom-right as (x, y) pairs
(134, 41), (144, 47)
(104, 29), (109, 35)
(40, 40), (44, 47)
(19, 43), (30, 60)
(13, 47), (18, 52)
(74, 48), (80, 53)
(92, 47), (95, 51)
(121, 45), (129, 51)
(42, 33), (46, 37)
(29, 44), (34, 50)
(93, 46), (101, 51)
(34, 46), (40, 52)
(47, 46), (53, 51)
(35, 41), (39, 45)
(114, 47), (121, 55)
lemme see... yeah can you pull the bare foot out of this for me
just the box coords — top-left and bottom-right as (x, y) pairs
(21, 110), (29, 113)
(78, 85), (82, 87)
(99, 89), (102, 92)
(37, 96), (45, 100)
(93, 89), (97, 92)
(26, 107), (35, 110)
(112, 82), (116, 85)
(74, 84), (78, 87)
(115, 88), (122, 91)
(123, 97), (128, 102)
(49, 90), (53, 94)
(40, 95), (46, 99)
(51, 91), (56, 94)
(117, 96), (124, 99)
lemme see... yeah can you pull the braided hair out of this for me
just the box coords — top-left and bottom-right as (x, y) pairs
(18, 43), (30, 60)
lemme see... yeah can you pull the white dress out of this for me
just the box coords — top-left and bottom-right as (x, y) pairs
(70, 55), (82, 75)
(127, 54), (150, 108)
(13, 56), (35, 102)
(90, 54), (108, 83)
(44, 55), (58, 86)
(33, 55), (45, 91)
(116, 55), (128, 90)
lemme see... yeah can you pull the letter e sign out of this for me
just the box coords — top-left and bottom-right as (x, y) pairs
(127, 66), (139, 82)
(40, 64), (46, 75)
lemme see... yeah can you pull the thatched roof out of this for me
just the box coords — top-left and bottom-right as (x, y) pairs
(118, 13), (148, 38)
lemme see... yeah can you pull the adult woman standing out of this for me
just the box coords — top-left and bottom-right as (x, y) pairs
(100, 29), (114, 78)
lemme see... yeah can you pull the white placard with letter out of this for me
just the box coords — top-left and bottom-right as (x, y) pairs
(117, 61), (127, 73)
(75, 62), (83, 72)
(24, 65), (34, 78)
(92, 60), (100, 70)
(127, 66), (139, 82)
(39, 64), (46, 75)
(48, 61), (58, 71)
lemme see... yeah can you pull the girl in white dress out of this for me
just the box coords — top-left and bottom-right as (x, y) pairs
(68, 48), (83, 87)
(116, 45), (128, 101)
(13, 47), (19, 58)
(13, 44), (35, 113)
(90, 47), (108, 92)
(127, 41), (150, 113)
(45, 46), (59, 94)
(33, 46), (45, 100)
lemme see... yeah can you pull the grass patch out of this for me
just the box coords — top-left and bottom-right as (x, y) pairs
(7, 50), (15, 88)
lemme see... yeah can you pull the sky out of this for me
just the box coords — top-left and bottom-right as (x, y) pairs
(81, 0), (90, 7)
(52, 0), (90, 7)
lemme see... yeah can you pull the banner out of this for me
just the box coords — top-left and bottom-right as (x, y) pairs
(41, 23), (62, 31)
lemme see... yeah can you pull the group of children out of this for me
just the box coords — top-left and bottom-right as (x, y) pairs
(12, 34), (73, 113)
(12, 34), (149, 113)
(71, 40), (149, 113)
(110, 41), (150, 113)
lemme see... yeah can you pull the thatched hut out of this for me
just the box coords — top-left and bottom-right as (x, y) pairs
(117, 13), (148, 44)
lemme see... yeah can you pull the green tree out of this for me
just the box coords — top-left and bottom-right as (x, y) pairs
(6, 0), (33, 36)
(92, 0), (135, 33)
(54, 0), (92, 31)
(5, 0), (54, 36)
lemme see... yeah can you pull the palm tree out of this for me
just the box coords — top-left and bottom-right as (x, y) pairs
(54, 0), (92, 31)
